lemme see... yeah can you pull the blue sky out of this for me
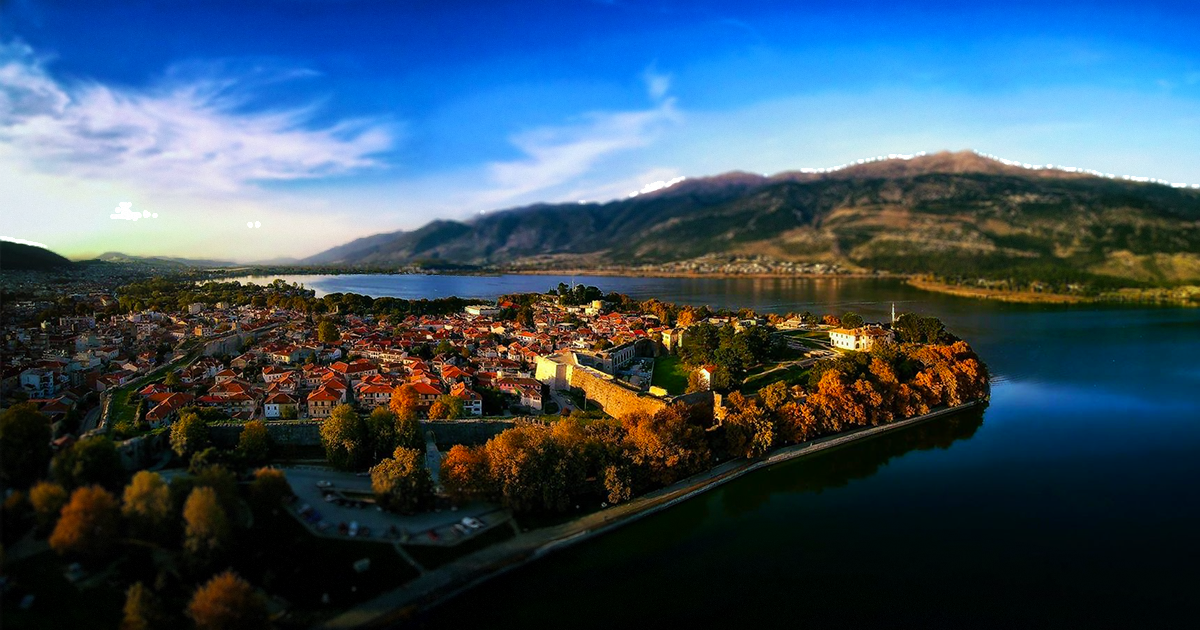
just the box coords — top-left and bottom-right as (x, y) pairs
(2, 0), (1199, 260)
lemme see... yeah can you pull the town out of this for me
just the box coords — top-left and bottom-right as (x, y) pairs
(1, 275), (988, 629)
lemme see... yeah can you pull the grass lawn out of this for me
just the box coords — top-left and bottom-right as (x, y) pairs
(401, 524), (515, 570)
(741, 364), (811, 394)
(651, 355), (690, 395)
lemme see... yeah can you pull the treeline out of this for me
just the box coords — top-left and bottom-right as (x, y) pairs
(437, 340), (989, 514)
(115, 277), (483, 317)
(1, 403), (290, 629)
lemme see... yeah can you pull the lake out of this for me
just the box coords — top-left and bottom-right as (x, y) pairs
(234, 274), (1200, 627)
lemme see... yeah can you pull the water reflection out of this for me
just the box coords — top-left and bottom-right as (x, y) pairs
(718, 405), (986, 518)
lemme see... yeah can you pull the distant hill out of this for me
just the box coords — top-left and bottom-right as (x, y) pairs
(306, 150), (1200, 286)
(94, 252), (238, 268)
(0, 241), (73, 271)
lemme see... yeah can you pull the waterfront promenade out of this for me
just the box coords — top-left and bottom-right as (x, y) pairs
(321, 399), (984, 629)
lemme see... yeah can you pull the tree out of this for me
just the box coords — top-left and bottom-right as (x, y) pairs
(395, 410), (424, 453)
(187, 571), (268, 630)
(622, 406), (711, 486)
(163, 371), (182, 389)
(440, 444), (490, 503)
(29, 480), (68, 534)
(170, 412), (210, 461)
(389, 384), (421, 419)
(317, 319), (340, 343)
(721, 395), (775, 458)
(758, 381), (790, 412)
(365, 407), (398, 461)
(121, 582), (168, 630)
(183, 486), (230, 561)
(122, 471), (173, 540)
(371, 447), (433, 513)
(428, 395), (463, 420)
(49, 485), (120, 559)
(51, 436), (125, 491)
(0, 403), (53, 488)
(320, 404), (367, 470)
(248, 467), (292, 511)
(822, 314), (841, 327)
(236, 420), (271, 463)
(840, 312), (864, 329)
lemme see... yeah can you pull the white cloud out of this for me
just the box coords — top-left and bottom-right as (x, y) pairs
(475, 97), (680, 208)
(0, 40), (394, 194)
(642, 66), (671, 101)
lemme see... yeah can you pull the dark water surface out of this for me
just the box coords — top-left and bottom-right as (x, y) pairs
(236, 274), (1200, 627)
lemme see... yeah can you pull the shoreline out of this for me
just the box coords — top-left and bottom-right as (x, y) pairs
(320, 399), (985, 629)
(908, 278), (1200, 307)
(505, 268), (895, 280)
(905, 278), (1090, 304)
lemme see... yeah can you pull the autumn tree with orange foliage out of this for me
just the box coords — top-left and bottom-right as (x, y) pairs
(720, 393), (775, 458)
(440, 444), (491, 503)
(49, 485), (120, 559)
(187, 571), (268, 630)
(389, 384), (421, 420)
(623, 405), (711, 486)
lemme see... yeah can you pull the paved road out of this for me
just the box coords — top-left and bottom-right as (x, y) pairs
(424, 434), (442, 487)
(80, 405), (102, 433)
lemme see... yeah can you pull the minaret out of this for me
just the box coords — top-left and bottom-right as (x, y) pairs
(891, 302), (896, 325)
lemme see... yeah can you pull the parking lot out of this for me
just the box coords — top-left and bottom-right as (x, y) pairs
(283, 467), (509, 547)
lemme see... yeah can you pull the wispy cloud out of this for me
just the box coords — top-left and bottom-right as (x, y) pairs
(476, 93), (680, 208)
(0, 40), (394, 193)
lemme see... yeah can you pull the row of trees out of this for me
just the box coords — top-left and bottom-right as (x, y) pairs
(320, 404), (424, 470)
(115, 277), (480, 318)
(440, 406), (713, 513)
(435, 338), (989, 514)
(24, 464), (289, 629)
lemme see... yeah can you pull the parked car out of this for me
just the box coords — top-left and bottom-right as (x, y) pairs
(461, 517), (483, 529)
(348, 521), (360, 537)
(316, 480), (333, 488)
(453, 524), (469, 535)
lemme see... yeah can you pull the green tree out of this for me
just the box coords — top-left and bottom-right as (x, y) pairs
(49, 485), (120, 559)
(121, 471), (173, 541)
(187, 571), (268, 630)
(365, 407), (398, 461)
(370, 446), (433, 513)
(317, 319), (340, 343)
(29, 480), (68, 534)
(428, 394), (463, 420)
(121, 582), (168, 630)
(840, 312), (865, 329)
(236, 420), (271, 463)
(170, 412), (210, 461)
(0, 403), (53, 488)
(320, 404), (367, 470)
(52, 436), (125, 490)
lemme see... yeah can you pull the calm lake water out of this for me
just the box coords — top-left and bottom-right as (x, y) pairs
(235, 274), (1200, 627)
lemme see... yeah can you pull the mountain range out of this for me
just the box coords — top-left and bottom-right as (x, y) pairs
(304, 151), (1200, 286)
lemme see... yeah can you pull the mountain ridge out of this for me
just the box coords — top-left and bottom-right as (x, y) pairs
(305, 150), (1200, 287)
